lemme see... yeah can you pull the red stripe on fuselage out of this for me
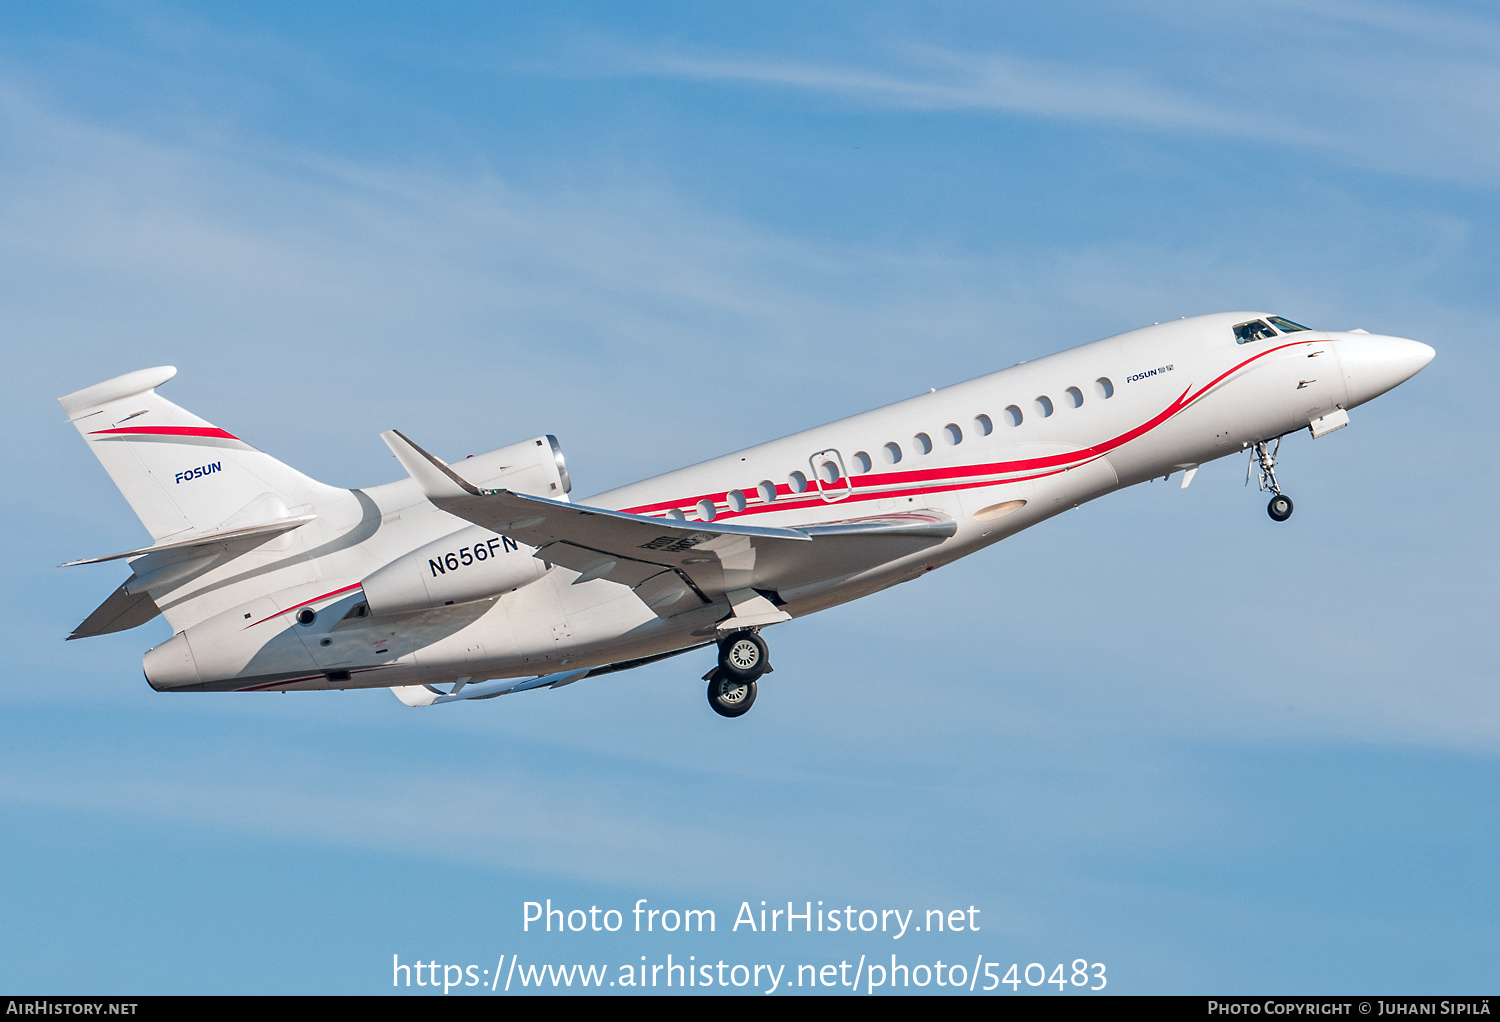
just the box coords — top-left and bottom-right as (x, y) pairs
(244, 583), (364, 628)
(619, 339), (1318, 521)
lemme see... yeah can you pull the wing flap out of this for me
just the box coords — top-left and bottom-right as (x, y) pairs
(632, 569), (708, 616)
(543, 542), (682, 588)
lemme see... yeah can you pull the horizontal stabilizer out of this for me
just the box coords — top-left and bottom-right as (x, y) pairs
(68, 583), (161, 639)
(61, 514), (317, 567)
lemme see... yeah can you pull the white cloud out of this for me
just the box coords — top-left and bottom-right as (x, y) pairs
(572, 4), (1500, 185)
(638, 48), (1254, 132)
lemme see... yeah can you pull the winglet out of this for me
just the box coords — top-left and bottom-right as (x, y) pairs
(380, 430), (482, 500)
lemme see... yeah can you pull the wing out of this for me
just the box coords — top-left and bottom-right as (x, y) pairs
(382, 430), (955, 624)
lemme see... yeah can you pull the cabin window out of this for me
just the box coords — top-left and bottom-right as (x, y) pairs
(1035, 396), (1054, 417)
(1233, 319), (1277, 344)
(943, 423), (963, 445)
(757, 481), (777, 503)
(882, 442), (902, 464)
(1065, 386), (1083, 408)
(789, 470), (809, 493)
(1004, 405), (1023, 426)
(852, 451), (872, 474)
(914, 432), (933, 454)
(817, 459), (842, 484)
(695, 499), (717, 521)
(666, 508), (686, 521)
(974, 413), (993, 436)
(1095, 377), (1114, 399)
(727, 489), (747, 512)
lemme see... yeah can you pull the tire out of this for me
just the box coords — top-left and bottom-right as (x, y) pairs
(718, 632), (768, 681)
(1267, 494), (1294, 522)
(707, 674), (757, 718)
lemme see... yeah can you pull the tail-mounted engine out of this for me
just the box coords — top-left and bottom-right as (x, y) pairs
(360, 524), (545, 617)
(453, 434), (572, 499)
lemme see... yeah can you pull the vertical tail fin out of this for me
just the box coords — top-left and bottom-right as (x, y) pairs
(59, 366), (340, 541)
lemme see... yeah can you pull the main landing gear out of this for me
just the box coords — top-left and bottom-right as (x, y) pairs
(705, 631), (771, 718)
(1249, 438), (1294, 522)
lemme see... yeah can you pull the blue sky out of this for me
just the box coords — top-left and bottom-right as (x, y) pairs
(3, 1), (1498, 994)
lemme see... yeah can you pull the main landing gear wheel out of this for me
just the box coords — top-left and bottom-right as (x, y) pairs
(707, 674), (757, 718)
(718, 632), (768, 682)
(1267, 493), (1294, 522)
(707, 631), (771, 717)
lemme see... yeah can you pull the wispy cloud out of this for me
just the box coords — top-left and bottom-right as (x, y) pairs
(628, 46), (1303, 140)
(580, 3), (1500, 186)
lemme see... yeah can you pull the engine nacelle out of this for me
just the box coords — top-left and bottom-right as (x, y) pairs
(456, 434), (572, 498)
(360, 524), (545, 617)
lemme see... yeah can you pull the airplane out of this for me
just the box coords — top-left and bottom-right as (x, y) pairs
(59, 312), (1434, 717)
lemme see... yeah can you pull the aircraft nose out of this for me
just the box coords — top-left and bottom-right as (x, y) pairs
(1339, 335), (1435, 408)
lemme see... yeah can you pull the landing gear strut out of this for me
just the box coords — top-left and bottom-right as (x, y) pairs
(1249, 438), (1294, 522)
(706, 631), (770, 718)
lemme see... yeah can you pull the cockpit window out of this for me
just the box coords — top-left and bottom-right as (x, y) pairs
(1233, 319), (1277, 344)
(1267, 316), (1310, 333)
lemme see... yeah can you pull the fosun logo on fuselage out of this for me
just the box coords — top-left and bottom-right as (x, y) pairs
(1125, 364), (1174, 383)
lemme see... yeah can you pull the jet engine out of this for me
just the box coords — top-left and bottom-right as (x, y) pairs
(455, 434), (572, 498)
(360, 524), (545, 617)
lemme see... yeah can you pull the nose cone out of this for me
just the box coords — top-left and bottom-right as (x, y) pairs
(142, 632), (200, 691)
(1340, 335), (1435, 408)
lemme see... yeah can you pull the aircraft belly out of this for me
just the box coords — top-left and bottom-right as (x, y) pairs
(411, 587), (706, 682)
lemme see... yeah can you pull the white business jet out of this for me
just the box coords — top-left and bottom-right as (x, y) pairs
(59, 313), (1433, 717)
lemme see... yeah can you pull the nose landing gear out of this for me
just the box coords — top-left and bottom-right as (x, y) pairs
(1249, 438), (1294, 522)
(705, 631), (771, 718)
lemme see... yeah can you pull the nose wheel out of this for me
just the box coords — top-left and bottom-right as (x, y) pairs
(1249, 438), (1294, 522)
(705, 631), (771, 718)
